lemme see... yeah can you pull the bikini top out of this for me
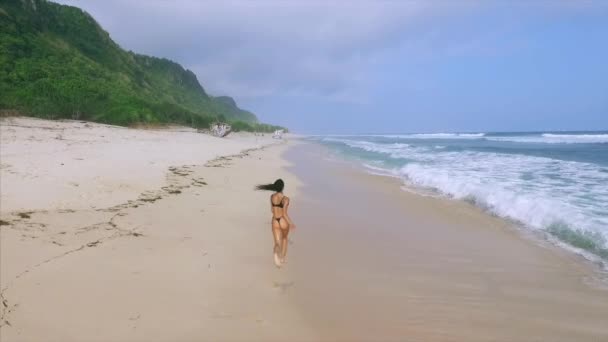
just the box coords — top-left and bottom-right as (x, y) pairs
(271, 196), (286, 208)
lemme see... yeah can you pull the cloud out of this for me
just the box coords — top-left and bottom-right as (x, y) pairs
(53, 0), (456, 102)
(53, 0), (606, 106)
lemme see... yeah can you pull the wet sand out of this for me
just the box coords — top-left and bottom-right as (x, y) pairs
(285, 142), (608, 341)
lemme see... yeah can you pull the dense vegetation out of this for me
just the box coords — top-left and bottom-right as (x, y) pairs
(0, 0), (286, 132)
(230, 120), (286, 133)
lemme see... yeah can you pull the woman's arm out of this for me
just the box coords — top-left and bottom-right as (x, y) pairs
(283, 197), (296, 229)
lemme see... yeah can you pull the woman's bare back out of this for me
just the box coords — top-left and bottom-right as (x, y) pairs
(271, 193), (290, 229)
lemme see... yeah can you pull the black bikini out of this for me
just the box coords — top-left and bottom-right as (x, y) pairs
(272, 196), (285, 223)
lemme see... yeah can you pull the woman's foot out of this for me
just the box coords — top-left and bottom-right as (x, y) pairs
(273, 252), (282, 268)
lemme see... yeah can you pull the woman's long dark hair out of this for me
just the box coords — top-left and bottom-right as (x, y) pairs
(256, 179), (284, 192)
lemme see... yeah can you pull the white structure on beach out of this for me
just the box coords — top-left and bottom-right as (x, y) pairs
(210, 123), (232, 138)
(272, 129), (284, 139)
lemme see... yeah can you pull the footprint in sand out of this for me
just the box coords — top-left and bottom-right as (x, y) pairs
(17, 212), (33, 219)
(272, 281), (295, 292)
(211, 312), (233, 319)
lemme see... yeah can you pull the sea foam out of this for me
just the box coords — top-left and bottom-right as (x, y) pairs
(486, 133), (608, 144)
(318, 135), (608, 262)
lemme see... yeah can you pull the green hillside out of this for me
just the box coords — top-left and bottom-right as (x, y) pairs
(0, 0), (284, 131)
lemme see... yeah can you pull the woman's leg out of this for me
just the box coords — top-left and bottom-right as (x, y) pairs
(280, 234), (288, 262)
(272, 221), (283, 267)
(279, 220), (290, 262)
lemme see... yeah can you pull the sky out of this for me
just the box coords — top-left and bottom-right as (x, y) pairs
(56, 0), (608, 134)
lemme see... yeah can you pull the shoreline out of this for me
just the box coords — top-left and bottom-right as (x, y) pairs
(285, 142), (608, 341)
(311, 139), (608, 273)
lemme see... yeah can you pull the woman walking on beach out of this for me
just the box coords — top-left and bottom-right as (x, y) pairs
(256, 179), (296, 267)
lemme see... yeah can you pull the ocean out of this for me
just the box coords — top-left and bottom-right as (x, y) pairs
(311, 132), (608, 263)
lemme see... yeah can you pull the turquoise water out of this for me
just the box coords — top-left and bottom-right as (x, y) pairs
(311, 132), (608, 263)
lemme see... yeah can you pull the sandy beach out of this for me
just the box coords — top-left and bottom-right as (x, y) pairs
(1, 117), (313, 341)
(2, 118), (608, 341)
(3, 0), (607, 340)
(0, 117), (280, 213)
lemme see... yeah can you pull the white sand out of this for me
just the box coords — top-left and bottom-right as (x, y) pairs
(1, 117), (278, 213)
(1, 117), (312, 341)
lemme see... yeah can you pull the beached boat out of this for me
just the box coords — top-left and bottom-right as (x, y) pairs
(209, 122), (232, 138)
(272, 129), (284, 139)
